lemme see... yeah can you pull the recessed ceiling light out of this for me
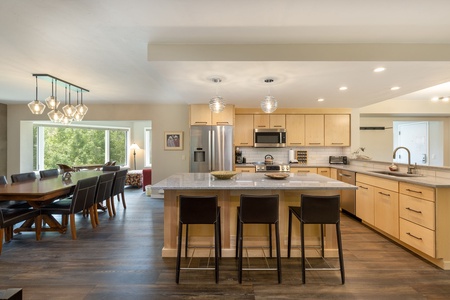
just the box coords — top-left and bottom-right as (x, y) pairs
(317, 98), (324, 102)
(391, 86), (400, 91)
(374, 67), (386, 73)
(339, 86), (348, 91)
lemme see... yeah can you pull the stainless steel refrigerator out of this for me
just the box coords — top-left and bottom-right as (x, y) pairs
(190, 125), (234, 173)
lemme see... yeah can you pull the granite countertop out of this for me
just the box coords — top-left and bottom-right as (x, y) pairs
(152, 172), (357, 190)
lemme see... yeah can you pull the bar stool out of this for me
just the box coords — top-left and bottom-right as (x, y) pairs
(176, 195), (221, 284)
(287, 194), (345, 284)
(236, 194), (281, 284)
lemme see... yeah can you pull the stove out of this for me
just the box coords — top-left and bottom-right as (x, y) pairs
(254, 162), (291, 172)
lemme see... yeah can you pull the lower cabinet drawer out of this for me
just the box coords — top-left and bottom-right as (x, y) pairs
(399, 194), (435, 230)
(400, 218), (435, 257)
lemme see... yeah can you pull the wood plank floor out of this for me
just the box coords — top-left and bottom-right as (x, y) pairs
(2, 187), (450, 299)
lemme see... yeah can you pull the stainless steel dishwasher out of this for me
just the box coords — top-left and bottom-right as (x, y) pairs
(337, 169), (356, 215)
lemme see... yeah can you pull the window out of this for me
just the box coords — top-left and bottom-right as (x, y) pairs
(144, 127), (152, 167)
(33, 124), (129, 170)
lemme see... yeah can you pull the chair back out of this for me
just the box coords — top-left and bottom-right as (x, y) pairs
(103, 165), (120, 171)
(57, 164), (75, 173)
(0, 175), (7, 185)
(94, 172), (115, 204)
(239, 194), (279, 224)
(39, 169), (59, 178)
(300, 194), (340, 224)
(111, 169), (128, 197)
(11, 172), (37, 183)
(179, 195), (218, 224)
(69, 177), (99, 214)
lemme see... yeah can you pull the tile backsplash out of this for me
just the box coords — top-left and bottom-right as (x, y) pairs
(238, 146), (351, 165)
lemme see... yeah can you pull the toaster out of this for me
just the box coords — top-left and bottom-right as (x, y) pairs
(329, 156), (348, 165)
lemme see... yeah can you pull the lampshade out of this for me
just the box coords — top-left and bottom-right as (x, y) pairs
(48, 109), (64, 122)
(130, 143), (141, 151)
(76, 90), (88, 116)
(45, 79), (60, 109)
(261, 78), (278, 114)
(209, 78), (226, 113)
(28, 77), (45, 114)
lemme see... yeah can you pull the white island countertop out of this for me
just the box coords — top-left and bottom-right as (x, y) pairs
(152, 172), (357, 190)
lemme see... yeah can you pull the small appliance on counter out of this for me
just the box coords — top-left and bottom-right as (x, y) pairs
(288, 149), (298, 163)
(329, 156), (348, 165)
(264, 154), (274, 164)
(235, 147), (243, 164)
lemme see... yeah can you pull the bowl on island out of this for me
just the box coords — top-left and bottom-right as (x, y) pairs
(210, 171), (238, 180)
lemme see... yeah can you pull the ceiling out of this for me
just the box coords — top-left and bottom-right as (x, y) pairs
(2, 0), (450, 110)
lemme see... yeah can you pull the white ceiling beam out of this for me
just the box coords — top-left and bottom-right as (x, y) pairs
(148, 43), (450, 62)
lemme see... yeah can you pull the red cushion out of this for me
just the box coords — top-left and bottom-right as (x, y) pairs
(142, 169), (152, 191)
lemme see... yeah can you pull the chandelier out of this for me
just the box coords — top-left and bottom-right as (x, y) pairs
(29, 74), (89, 123)
(261, 78), (278, 113)
(209, 78), (226, 113)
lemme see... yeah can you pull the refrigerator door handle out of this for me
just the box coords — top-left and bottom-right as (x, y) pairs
(208, 130), (212, 171)
(211, 130), (215, 170)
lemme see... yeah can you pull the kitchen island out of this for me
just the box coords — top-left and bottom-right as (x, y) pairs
(152, 172), (357, 257)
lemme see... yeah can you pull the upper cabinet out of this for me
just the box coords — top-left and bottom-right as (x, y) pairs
(286, 115), (305, 146)
(253, 114), (285, 129)
(234, 115), (254, 146)
(305, 115), (324, 146)
(190, 104), (235, 126)
(325, 114), (350, 146)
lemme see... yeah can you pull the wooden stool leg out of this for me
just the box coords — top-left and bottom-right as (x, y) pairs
(176, 221), (183, 284)
(275, 221), (282, 284)
(337, 222), (345, 284)
(301, 222), (306, 284)
(287, 209), (293, 258)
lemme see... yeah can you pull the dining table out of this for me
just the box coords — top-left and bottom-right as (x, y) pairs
(0, 170), (104, 234)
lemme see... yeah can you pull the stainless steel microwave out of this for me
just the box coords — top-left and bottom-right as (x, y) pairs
(254, 129), (286, 148)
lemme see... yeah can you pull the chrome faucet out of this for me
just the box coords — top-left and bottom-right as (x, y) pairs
(393, 146), (415, 174)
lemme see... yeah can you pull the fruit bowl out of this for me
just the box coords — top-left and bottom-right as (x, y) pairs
(210, 171), (238, 180)
(265, 173), (289, 180)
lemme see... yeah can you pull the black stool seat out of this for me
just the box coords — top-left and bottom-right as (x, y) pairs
(176, 195), (221, 284)
(287, 194), (345, 284)
(236, 194), (281, 284)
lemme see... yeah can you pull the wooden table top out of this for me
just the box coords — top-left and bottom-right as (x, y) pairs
(0, 171), (103, 202)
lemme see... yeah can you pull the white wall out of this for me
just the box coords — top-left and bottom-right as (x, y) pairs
(7, 103), (190, 184)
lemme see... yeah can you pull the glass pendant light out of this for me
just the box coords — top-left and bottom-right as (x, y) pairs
(48, 82), (64, 122)
(76, 90), (88, 116)
(260, 78), (278, 113)
(45, 79), (60, 110)
(60, 86), (73, 125)
(209, 78), (226, 113)
(63, 85), (76, 118)
(27, 77), (46, 114)
(73, 91), (84, 121)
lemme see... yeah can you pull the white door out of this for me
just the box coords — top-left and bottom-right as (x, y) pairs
(396, 122), (429, 165)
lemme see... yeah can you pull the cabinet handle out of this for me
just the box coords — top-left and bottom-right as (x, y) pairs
(406, 207), (422, 214)
(358, 185), (368, 190)
(239, 143), (249, 145)
(331, 143), (344, 145)
(257, 125), (267, 128)
(195, 122), (208, 124)
(290, 143), (303, 145)
(406, 232), (423, 240)
(297, 170), (310, 173)
(406, 188), (423, 194)
(308, 143), (321, 145)
(216, 122), (229, 125)
(339, 173), (352, 178)
(241, 170), (250, 172)
(320, 170), (327, 173)
(378, 191), (391, 197)
(273, 125), (282, 128)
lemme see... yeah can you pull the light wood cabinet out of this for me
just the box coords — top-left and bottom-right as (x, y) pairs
(234, 115), (254, 146)
(355, 180), (375, 225)
(325, 115), (350, 146)
(235, 166), (255, 173)
(305, 115), (324, 146)
(190, 104), (234, 125)
(253, 114), (285, 129)
(286, 115), (305, 146)
(317, 167), (331, 178)
(374, 186), (399, 238)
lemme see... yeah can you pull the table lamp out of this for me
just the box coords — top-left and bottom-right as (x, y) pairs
(130, 143), (141, 170)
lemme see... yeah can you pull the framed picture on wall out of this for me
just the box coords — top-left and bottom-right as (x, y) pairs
(164, 131), (183, 150)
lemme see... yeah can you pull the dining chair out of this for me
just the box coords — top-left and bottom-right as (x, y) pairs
(39, 176), (98, 239)
(39, 169), (60, 178)
(93, 172), (115, 222)
(56, 164), (76, 173)
(0, 175), (6, 185)
(10, 172), (36, 183)
(110, 169), (128, 214)
(0, 207), (41, 254)
(102, 166), (120, 171)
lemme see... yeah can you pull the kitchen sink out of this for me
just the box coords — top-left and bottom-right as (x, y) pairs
(370, 170), (424, 177)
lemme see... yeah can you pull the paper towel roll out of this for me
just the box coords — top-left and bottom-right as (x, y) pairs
(288, 149), (295, 162)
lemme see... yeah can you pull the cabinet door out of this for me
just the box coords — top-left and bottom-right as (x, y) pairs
(235, 115), (254, 146)
(190, 104), (211, 125)
(286, 115), (305, 146)
(356, 181), (375, 225)
(212, 105), (234, 125)
(325, 115), (350, 146)
(374, 187), (399, 238)
(269, 115), (286, 128)
(235, 166), (255, 173)
(305, 115), (324, 146)
(317, 167), (330, 178)
(253, 115), (270, 129)
(293, 168), (317, 174)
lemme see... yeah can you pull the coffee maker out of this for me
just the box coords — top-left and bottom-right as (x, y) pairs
(235, 147), (243, 164)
